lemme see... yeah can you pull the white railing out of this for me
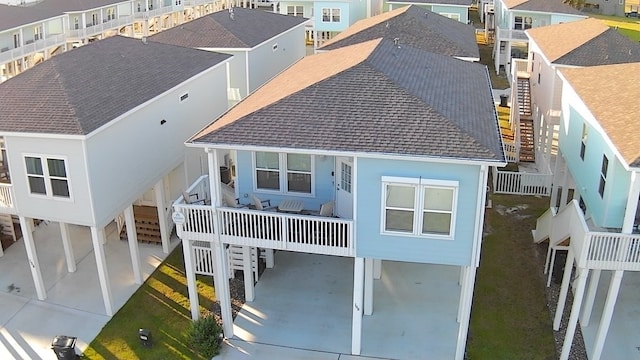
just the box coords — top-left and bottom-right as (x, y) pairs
(134, 5), (177, 19)
(0, 33), (66, 64)
(0, 183), (14, 211)
(532, 206), (556, 243)
(503, 141), (519, 163)
(218, 208), (353, 256)
(496, 27), (527, 41)
(583, 233), (640, 271)
(512, 58), (528, 75)
(67, 15), (135, 39)
(192, 241), (216, 275)
(534, 200), (640, 271)
(493, 167), (553, 196)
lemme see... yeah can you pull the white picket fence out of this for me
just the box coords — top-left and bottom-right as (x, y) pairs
(492, 167), (553, 196)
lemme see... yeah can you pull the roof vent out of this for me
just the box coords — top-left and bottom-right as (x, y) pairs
(141, 36), (147, 44)
(229, 7), (234, 20)
(393, 37), (400, 47)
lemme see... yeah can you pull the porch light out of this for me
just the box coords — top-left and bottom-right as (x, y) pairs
(138, 328), (152, 347)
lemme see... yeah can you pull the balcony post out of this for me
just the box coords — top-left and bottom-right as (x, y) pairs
(590, 270), (624, 360)
(364, 258), (373, 315)
(183, 239), (200, 320)
(622, 172), (640, 233)
(455, 265), (477, 360)
(554, 248), (574, 330)
(19, 216), (46, 300)
(59, 222), (77, 273)
(351, 257), (364, 355)
(125, 205), (143, 284)
(559, 267), (588, 360)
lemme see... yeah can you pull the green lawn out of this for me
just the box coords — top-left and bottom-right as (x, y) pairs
(82, 247), (217, 360)
(589, 13), (640, 41)
(467, 195), (556, 359)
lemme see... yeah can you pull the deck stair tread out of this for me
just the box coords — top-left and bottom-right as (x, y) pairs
(120, 205), (161, 243)
(517, 77), (535, 162)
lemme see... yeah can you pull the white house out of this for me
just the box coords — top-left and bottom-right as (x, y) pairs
(149, 7), (309, 106)
(0, 35), (232, 316)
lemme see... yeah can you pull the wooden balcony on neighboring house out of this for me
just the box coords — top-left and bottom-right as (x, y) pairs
(173, 175), (354, 257)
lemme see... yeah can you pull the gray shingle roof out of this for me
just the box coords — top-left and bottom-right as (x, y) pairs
(510, 0), (584, 15)
(193, 39), (504, 162)
(555, 28), (640, 66)
(387, 0), (472, 5)
(148, 7), (308, 49)
(0, 0), (127, 32)
(320, 6), (479, 59)
(0, 35), (231, 135)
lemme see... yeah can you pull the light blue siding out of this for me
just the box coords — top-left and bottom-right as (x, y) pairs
(432, 5), (468, 23)
(314, 2), (350, 32)
(234, 150), (336, 209)
(559, 106), (629, 228)
(355, 157), (482, 266)
(550, 13), (586, 24)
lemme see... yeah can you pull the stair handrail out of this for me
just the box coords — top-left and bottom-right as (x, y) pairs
(550, 200), (591, 264)
(532, 206), (556, 243)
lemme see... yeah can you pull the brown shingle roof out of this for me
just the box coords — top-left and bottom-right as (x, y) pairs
(148, 7), (308, 49)
(387, 0), (472, 5)
(191, 39), (504, 162)
(0, 36), (231, 135)
(527, 18), (609, 62)
(504, 0), (583, 15)
(319, 6), (479, 59)
(559, 63), (640, 167)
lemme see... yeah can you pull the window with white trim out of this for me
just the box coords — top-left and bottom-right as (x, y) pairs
(441, 13), (461, 21)
(254, 152), (313, 194)
(287, 5), (304, 17)
(580, 123), (588, 160)
(381, 177), (457, 238)
(514, 16), (532, 30)
(25, 156), (70, 198)
(322, 8), (340, 22)
(598, 155), (608, 198)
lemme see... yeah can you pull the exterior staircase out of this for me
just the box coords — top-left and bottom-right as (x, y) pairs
(517, 78), (535, 162)
(119, 205), (161, 244)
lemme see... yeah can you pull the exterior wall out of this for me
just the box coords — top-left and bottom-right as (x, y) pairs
(86, 63), (229, 228)
(528, 40), (561, 116)
(247, 24), (306, 95)
(4, 136), (94, 225)
(432, 5), (469, 23)
(234, 150), (336, 210)
(208, 50), (246, 99)
(349, 0), (367, 25)
(356, 157), (482, 266)
(549, 13), (586, 24)
(314, 1), (351, 32)
(278, 1), (314, 18)
(559, 94), (628, 229)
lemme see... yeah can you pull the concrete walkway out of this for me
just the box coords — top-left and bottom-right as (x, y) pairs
(0, 221), (177, 359)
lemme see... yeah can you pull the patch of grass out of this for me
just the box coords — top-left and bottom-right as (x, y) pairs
(82, 246), (217, 360)
(589, 14), (640, 41)
(478, 45), (510, 90)
(467, 194), (557, 359)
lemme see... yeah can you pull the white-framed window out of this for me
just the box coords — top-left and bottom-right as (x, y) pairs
(598, 155), (608, 198)
(441, 13), (461, 21)
(287, 5), (304, 17)
(514, 16), (532, 30)
(322, 8), (340, 22)
(106, 7), (116, 21)
(24, 155), (71, 198)
(580, 123), (588, 160)
(381, 176), (457, 238)
(34, 25), (43, 41)
(254, 152), (314, 195)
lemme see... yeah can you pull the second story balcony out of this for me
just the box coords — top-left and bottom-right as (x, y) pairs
(67, 15), (135, 40)
(495, 26), (528, 42)
(0, 33), (66, 65)
(0, 183), (16, 215)
(134, 5), (180, 20)
(172, 175), (354, 257)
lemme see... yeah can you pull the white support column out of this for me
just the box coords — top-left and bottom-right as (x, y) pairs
(559, 163), (570, 208)
(183, 239), (200, 320)
(559, 267), (588, 360)
(125, 205), (143, 284)
(364, 258), (373, 316)
(351, 257), (364, 355)
(213, 240), (233, 337)
(265, 248), (274, 268)
(242, 246), (254, 302)
(590, 270), (624, 360)
(59, 222), (76, 273)
(372, 259), (381, 280)
(91, 226), (114, 316)
(154, 178), (170, 254)
(455, 266), (477, 360)
(622, 172), (640, 233)
(19, 216), (46, 300)
(554, 249), (574, 330)
(581, 269), (601, 326)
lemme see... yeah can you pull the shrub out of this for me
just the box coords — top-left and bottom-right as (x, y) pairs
(187, 316), (223, 358)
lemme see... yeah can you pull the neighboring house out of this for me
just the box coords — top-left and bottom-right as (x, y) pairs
(386, 0), (473, 24)
(584, 0), (628, 16)
(531, 62), (640, 360)
(149, 7), (308, 106)
(491, 0), (586, 76)
(0, 35), (232, 316)
(0, 0), (225, 82)
(493, 18), (640, 197)
(278, 0), (383, 47)
(318, 5), (480, 62)
(172, 38), (505, 359)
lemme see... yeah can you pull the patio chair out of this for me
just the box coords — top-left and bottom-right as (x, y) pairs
(251, 194), (277, 211)
(182, 191), (206, 205)
(319, 201), (334, 217)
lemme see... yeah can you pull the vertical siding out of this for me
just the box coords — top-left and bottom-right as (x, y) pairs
(355, 157), (482, 266)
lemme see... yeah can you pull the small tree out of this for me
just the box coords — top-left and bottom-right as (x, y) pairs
(187, 316), (223, 358)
